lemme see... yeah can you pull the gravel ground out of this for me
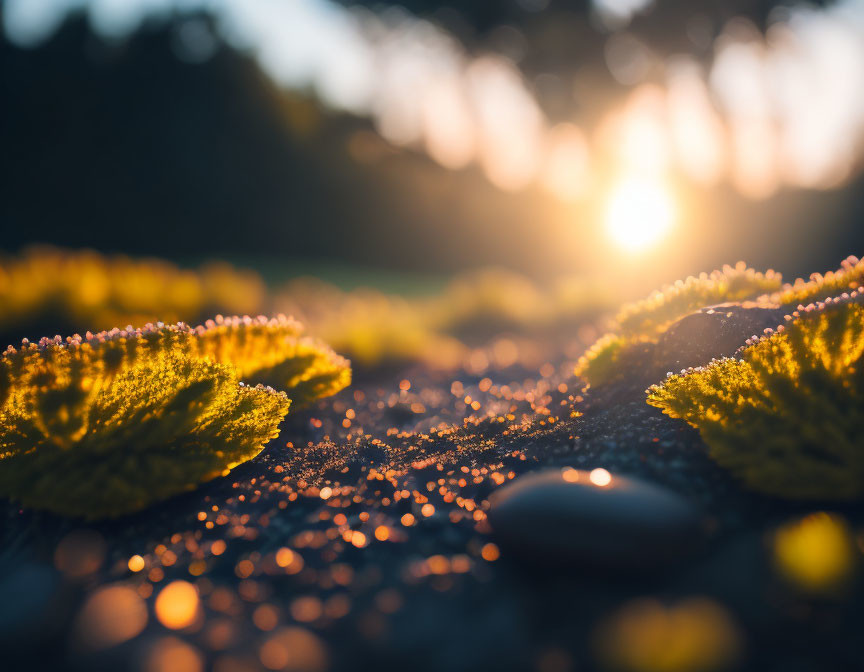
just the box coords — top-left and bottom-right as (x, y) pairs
(1, 326), (863, 672)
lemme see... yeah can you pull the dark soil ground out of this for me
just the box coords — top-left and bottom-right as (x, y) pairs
(2, 329), (863, 672)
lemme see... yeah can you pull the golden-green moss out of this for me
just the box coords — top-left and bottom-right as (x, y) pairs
(773, 255), (864, 306)
(189, 315), (351, 406)
(647, 295), (864, 499)
(0, 316), (351, 518)
(616, 263), (782, 336)
(574, 333), (647, 388)
(576, 263), (782, 386)
(0, 246), (265, 335)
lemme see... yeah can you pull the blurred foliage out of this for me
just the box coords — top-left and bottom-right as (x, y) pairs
(0, 246), (265, 340)
(647, 296), (864, 499)
(0, 248), (615, 374)
(0, 316), (350, 518)
(773, 513), (856, 594)
(434, 268), (617, 338)
(593, 597), (741, 672)
(577, 264), (782, 386)
(276, 269), (616, 369)
(274, 278), (466, 370)
(431, 268), (548, 340)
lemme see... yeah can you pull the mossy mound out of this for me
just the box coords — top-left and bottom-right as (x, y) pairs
(0, 315), (351, 518)
(647, 294), (864, 499)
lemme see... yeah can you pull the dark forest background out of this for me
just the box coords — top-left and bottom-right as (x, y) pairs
(2, 3), (862, 283)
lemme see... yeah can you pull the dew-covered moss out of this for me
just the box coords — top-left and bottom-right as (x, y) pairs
(189, 314), (351, 406)
(647, 294), (864, 499)
(0, 315), (351, 518)
(576, 263), (782, 387)
(772, 255), (864, 307)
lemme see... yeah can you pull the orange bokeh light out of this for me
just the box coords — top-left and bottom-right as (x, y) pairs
(155, 581), (200, 630)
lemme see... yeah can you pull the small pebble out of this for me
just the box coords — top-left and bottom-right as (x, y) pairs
(488, 468), (701, 571)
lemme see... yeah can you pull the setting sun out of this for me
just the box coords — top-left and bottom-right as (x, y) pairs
(605, 177), (675, 252)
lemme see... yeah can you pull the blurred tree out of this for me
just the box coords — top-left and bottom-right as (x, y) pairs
(1, 8), (862, 282)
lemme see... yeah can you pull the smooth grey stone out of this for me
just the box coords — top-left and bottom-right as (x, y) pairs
(488, 468), (701, 571)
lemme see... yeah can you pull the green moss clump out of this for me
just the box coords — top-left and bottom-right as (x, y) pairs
(0, 315), (351, 518)
(772, 255), (864, 307)
(615, 263), (782, 337)
(573, 332), (651, 389)
(189, 314), (351, 406)
(647, 294), (864, 499)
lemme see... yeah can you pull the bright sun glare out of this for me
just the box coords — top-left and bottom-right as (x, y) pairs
(605, 177), (675, 252)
